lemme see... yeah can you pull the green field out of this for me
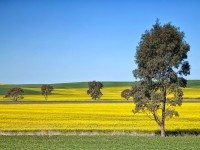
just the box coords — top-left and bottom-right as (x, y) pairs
(1, 80), (200, 101)
(0, 136), (199, 150)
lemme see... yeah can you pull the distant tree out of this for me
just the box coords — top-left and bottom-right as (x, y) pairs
(4, 87), (24, 101)
(87, 81), (103, 100)
(132, 20), (190, 137)
(41, 85), (54, 101)
(121, 89), (132, 100)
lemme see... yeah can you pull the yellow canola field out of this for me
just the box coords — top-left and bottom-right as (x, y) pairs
(0, 103), (199, 132)
(1, 87), (200, 101)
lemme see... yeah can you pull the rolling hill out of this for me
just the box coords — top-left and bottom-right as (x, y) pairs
(0, 80), (200, 101)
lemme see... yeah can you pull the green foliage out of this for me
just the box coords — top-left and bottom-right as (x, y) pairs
(41, 85), (54, 101)
(87, 81), (103, 100)
(4, 87), (24, 101)
(132, 20), (190, 136)
(121, 89), (132, 100)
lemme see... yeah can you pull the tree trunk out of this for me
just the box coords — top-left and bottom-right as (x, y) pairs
(160, 88), (166, 137)
(45, 95), (48, 101)
(160, 121), (165, 137)
(14, 96), (17, 101)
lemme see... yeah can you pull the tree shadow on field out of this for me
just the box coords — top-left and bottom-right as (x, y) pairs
(155, 129), (200, 136)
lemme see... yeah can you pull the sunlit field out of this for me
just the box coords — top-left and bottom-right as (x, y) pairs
(0, 103), (199, 132)
(0, 87), (200, 101)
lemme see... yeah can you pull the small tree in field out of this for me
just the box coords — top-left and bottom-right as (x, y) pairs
(41, 85), (54, 101)
(87, 81), (103, 100)
(132, 21), (190, 137)
(4, 87), (24, 101)
(121, 89), (132, 100)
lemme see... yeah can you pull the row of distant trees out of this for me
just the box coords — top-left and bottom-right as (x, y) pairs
(3, 81), (132, 101)
(4, 85), (54, 101)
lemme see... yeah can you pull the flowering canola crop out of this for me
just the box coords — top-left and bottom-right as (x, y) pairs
(0, 103), (199, 132)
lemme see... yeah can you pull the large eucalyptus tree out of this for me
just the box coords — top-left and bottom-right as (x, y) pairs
(132, 21), (190, 136)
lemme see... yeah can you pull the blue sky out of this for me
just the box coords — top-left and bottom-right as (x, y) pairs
(0, 0), (200, 84)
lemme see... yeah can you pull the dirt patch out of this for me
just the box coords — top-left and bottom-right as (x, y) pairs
(0, 131), (155, 136)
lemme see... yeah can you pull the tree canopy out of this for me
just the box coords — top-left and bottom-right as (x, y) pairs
(41, 85), (54, 101)
(4, 87), (24, 101)
(87, 81), (103, 100)
(121, 89), (132, 100)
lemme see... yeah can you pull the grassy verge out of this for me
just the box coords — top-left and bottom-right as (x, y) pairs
(0, 135), (200, 150)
